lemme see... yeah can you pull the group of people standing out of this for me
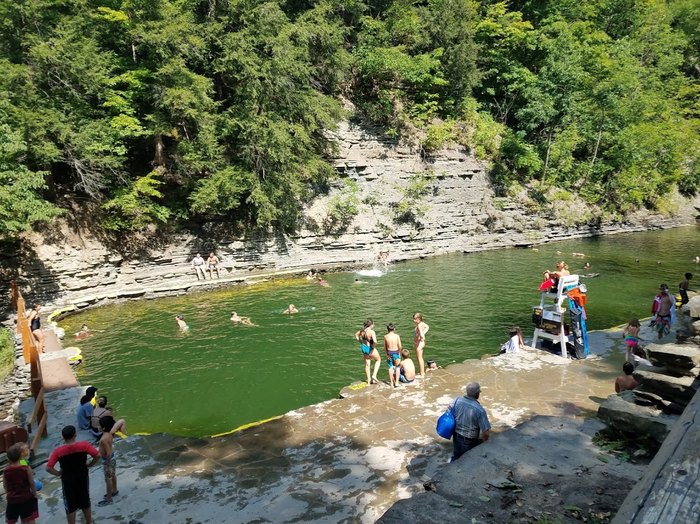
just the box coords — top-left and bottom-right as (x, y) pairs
(354, 313), (430, 388)
(3, 386), (127, 524)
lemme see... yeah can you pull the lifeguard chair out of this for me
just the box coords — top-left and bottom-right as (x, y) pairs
(532, 274), (580, 357)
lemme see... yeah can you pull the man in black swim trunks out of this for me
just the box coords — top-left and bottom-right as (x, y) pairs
(46, 425), (100, 524)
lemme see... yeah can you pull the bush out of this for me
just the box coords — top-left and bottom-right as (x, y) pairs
(0, 328), (15, 380)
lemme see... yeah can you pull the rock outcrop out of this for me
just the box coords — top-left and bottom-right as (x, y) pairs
(1, 120), (698, 314)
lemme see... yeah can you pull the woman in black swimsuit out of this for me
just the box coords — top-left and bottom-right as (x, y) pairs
(26, 304), (44, 351)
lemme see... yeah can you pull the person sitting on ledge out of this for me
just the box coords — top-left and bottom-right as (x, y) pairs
(539, 261), (570, 292)
(615, 362), (639, 393)
(206, 252), (221, 279)
(191, 253), (206, 280)
(90, 396), (127, 439)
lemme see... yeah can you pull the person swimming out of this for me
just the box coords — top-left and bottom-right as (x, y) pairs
(283, 304), (299, 314)
(230, 311), (254, 325)
(175, 315), (189, 332)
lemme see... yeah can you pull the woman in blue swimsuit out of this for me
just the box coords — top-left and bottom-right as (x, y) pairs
(354, 319), (380, 385)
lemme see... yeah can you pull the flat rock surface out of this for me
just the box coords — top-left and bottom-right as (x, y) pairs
(18, 329), (636, 523)
(378, 416), (646, 524)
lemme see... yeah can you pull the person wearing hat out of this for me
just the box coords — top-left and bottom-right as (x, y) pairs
(448, 382), (491, 462)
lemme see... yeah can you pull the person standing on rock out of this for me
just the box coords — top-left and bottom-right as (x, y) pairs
(679, 272), (694, 306)
(449, 382), (491, 462)
(46, 425), (100, 524)
(650, 284), (674, 339)
(355, 319), (380, 385)
(383, 323), (402, 388)
(413, 313), (429, 378)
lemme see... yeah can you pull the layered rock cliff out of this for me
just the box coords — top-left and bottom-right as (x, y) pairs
(2, 121), (698, 311)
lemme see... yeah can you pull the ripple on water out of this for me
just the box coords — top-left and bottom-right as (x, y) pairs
(63, 227), (699, 436)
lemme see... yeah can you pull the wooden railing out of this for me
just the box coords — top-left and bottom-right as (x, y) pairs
(10, 281), (48, 453)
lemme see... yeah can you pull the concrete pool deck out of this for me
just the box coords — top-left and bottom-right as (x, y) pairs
(22, 329), (637, 523)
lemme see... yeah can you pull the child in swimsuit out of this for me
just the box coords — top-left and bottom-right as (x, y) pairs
(622, 318), (641, 364)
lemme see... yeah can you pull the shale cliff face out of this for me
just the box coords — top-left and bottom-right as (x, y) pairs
(3, 121), (698, 309)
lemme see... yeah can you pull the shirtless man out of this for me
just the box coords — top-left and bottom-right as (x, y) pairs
(615, 362), (639, 393)
(191, 253), (206, 280)
(283, 304), (299, 314)
(652, 284), (674, 339)
(383, 323), (402, 388)
(413, 312), (430, 378)
(399, 349), (416, 383)
(206, 252), (221, 279)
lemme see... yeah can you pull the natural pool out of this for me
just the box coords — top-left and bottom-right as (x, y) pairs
(61, 227), (699, 437)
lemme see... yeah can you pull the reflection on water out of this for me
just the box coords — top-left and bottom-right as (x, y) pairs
(62, 227), (699, 436)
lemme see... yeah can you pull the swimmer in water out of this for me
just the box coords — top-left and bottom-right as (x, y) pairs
(75, 324), (91, 340)
(283, 304), (299, 314)
(230, 311), (254, 326)
(175, 315), (189, 332)
(317, 277), (329, 287)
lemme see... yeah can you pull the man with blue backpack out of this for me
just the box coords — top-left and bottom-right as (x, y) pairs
(449, 382), (491, 462)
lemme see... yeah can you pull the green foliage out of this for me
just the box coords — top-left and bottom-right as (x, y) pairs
(0, 0), (697, 235)
(323, 179), (361, 233)
(421, 120), (457, 154)
(0, 328), (14, 380)
(103, 169), (171, 231)
(391, 171), (434, 225)
(0, 124), (61, 239)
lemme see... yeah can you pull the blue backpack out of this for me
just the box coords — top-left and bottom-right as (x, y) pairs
(436, 405), (456, 439)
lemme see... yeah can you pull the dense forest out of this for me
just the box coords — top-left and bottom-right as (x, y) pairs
(1, 0), (698, 240)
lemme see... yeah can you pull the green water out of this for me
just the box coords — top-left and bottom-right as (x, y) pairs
(62, 227), (699, 437)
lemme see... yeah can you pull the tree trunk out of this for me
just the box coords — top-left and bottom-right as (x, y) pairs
(154, 135), (165, 166)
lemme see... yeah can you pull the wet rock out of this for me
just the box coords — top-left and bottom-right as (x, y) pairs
(633, 369), (700, 406)
(646, 343), (700, 376)
(597, 392), (676, 444)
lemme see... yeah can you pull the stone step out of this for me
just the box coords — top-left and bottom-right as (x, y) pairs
(597, 392), (678, 444)
(633, 370), (700, 406)
(646, 343), (700, 375)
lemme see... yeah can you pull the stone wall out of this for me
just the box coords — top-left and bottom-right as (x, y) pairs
(2, 120), (699, 312)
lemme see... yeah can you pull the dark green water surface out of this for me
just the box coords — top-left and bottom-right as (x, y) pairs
(63, 227), (699, 436)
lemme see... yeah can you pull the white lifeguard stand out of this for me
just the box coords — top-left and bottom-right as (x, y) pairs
(532, 274), (580, 358)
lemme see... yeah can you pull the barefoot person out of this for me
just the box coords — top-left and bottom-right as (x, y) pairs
(191, 253), (206, 280)
(206, 252), (221, 279)
(26, 304), (44, 352)
(412, 313), (429, 378)
(651, 284), (674, 339)
(97, 416), (118, 507)
(46, 425), (100, 524)
(398, 349), (416, 383)
(354, 319), (380, 385)
(383, 323), (402, 388)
